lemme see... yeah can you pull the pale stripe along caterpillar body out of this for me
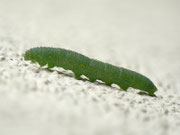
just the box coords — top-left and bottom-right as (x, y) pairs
(24, 47), (157, 96)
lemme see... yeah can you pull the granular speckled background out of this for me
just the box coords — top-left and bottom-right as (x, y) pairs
(0, 0), (180, 135)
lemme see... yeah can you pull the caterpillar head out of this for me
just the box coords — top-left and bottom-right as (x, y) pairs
(24, 48), (40, 63)
(24, 49), (33, 61)
(24, 48), (50, 66)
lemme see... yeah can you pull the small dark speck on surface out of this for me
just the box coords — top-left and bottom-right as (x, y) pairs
(0, 57), (5, 61)
(44, 80), (51, 85)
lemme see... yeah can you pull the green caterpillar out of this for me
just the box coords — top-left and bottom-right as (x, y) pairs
(24, 47), (157, 96)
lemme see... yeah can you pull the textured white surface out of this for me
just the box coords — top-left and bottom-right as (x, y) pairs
(0, 0), (180, 135)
